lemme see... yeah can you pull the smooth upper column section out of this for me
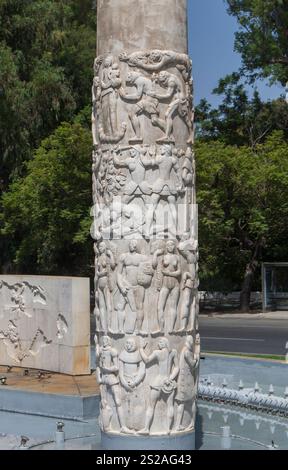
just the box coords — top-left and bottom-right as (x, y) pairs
(97, 0), (188, 55)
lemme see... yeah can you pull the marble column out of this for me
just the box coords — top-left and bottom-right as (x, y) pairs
(93, 0), (200, 450)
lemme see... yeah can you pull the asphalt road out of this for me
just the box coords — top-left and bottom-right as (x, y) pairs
(199, 317), (288, 356)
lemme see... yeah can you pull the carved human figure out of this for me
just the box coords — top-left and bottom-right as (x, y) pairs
(119, 50), (192, 80)
(0, 320), (22, 363)
(182, 146), (194, 187)
(175, 336), (198, 432)
(119, 337), (146, 392)
(154, 240), (181, 334)
(92, 76), (101, 148)
(11, 284), (28, 318)
(178, 235), (199, 332)
(92, 149), (102, 204)
(139, 338), (179, 435)
(150, 71), (193, 144)
(119, 71), (165, 143)
(100, 56), (122, 136)
(145, 144), (182, 237)
(116, 240), (156, 335)
(194, 332), (201, 392)
(118, 337), (146, 433)
(113, 146), (153, 205)
(95, 335), (130, 433)
(94, 242), (116, 333)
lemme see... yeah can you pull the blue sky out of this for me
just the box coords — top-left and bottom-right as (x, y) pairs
(188, 0), (283, 106)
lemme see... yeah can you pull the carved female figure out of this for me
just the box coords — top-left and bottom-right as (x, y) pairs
(100, 56), (122, 137)
(175, 336), (198, 432)
(139, 337), (179, 435)
(178, 235), (199, 332)
(94, 242), (116, 333)
(155, 240), (181, 333)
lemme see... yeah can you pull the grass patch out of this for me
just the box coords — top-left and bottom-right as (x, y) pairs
(203, 351), (285, 361)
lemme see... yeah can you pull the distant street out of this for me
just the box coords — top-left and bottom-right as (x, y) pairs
(199, 316), (288, 356)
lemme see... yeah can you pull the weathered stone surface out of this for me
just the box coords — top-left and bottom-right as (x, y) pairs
(97, 0), (188, 56)
(93, 0), (200, 438)
(0, 276), (90, 375)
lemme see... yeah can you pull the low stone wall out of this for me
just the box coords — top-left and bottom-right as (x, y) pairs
(199, 291), (262, 310)
(0, 276), (90, 375)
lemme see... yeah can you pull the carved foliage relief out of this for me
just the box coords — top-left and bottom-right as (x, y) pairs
(93, 50), (199, 436)
(0, 281), (68, 364)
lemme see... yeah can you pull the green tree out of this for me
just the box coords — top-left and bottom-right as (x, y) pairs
(1, 120), (93, 276)
(226, 0), (288, 84)
(196, 73), (288, 147)
(0, 0), (96, 189)
(196, 131), (288, 310)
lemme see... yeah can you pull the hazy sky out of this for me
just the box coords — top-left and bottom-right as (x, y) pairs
(188, 0), (283, 106)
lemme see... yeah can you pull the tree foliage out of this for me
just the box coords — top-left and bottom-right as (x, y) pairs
(1, 120), (93, 276)
(197, 132), (288, 299)
(226, 0), (288, 84)
(0, 0), (96, 188)
(196, 73), (288, 146)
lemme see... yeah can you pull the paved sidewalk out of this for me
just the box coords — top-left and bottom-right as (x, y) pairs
(200, 311), (288, 320)
(0, 365), (99, 396)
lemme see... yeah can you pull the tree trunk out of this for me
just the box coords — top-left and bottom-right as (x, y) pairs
(240, 238), (263, 312)
(240, 264), (254, 312)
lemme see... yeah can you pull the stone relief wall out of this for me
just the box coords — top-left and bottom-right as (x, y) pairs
(0, 276), (90, 375)
(93, 49), (200, 436)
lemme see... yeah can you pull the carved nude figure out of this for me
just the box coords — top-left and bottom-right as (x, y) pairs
(119, 71), (165, 143)
(116, 240), (156, 335)
(139, 338), (179, 435)
(113, 146), (153, 204)
(145, 145), (182, 238)
(150, 71), (193, 144)
(178, 235), (199, 332)
(155, 240), (181, 333)
(94, 242), (116, 333)
(95, 335), (130, 433)
(182, 146), (194, 187)
(175, 336), (199, 431)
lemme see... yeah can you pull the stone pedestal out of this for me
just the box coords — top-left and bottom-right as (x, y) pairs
(93, 0), (200, 449)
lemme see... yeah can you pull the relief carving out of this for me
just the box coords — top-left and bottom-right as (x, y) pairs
(119, 72), (165, 143)
(119, 337), (146, 433)
(93, 56), (127, 144)
(93, 48), (199, 438)
(94, 241), (116, 334)
(0, 280), (68, 364)
(96, 335), (129, 434)
(175, 336), (198, 432)
(154, 240), (181, 334)
(178, 235), (199, 332)
(115, 240), (157, 335)
(139, 338), (179, 435)
(119, 50), (192, 80)
(151, 71), (193, 144)
(56, 314), (68, 340)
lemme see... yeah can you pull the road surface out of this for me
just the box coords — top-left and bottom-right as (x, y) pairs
(199, 317), (288, 356)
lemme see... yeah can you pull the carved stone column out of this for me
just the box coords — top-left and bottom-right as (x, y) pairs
(93, 0), (200, 450)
